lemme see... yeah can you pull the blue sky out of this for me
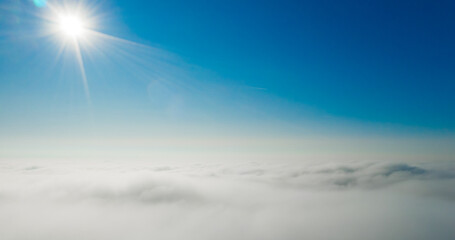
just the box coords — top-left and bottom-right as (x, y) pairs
(0, 0), (455, 159)
(110, 0), (455, 129)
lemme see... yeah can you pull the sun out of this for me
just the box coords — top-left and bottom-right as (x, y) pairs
(59, 15), (85, 37)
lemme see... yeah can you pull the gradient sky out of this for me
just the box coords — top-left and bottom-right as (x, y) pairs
(2, 2), (455, 239)
(1, 0), (455, 160)
(114, 0), (455, 129)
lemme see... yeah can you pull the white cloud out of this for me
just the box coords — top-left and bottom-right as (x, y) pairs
(0, 159), (454, 240)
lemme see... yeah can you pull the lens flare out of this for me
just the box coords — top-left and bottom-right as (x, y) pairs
(33, 0), (47, 8)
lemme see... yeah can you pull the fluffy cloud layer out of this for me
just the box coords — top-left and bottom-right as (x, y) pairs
(1, 159), (454, 240)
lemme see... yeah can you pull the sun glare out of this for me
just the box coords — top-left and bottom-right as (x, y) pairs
(44, 2), (141, 103)
(59, 15), (84, 37)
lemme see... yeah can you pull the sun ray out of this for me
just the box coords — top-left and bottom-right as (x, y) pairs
(36, 1), (200, 105)
(73, 39), (91, 104)
(86, 29), (152, 50)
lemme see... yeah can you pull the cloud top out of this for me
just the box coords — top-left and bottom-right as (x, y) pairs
(0, 159), (454, 240)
